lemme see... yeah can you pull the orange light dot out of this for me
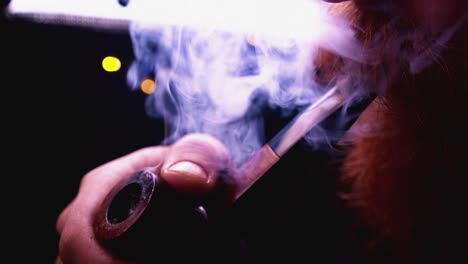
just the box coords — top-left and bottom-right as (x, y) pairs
(140, 78), (156, 94)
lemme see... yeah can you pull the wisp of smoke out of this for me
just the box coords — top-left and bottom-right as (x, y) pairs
(125, 0), (368, 166)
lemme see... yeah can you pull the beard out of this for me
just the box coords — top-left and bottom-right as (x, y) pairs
(319, 1), (468, 263)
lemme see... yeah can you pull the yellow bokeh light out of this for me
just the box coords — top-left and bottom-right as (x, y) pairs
(140, 78), (156, 94)
(102, 56), (121, 72)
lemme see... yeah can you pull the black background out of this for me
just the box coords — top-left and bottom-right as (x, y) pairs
(2, 6), (165, 261)
(2, 3), (363, 262)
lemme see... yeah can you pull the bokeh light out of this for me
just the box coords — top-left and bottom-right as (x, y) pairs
(102, 56), (121, 72)
(247, 34), (256, 46)
(140, 78), (156, 94)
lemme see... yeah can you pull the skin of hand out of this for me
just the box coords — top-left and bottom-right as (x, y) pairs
(55, 133), (235, 264)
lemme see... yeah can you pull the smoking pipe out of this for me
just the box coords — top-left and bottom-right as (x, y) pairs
(92, 86), (348, 261)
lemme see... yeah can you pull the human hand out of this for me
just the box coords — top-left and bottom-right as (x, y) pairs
(55, 133), (236, 263)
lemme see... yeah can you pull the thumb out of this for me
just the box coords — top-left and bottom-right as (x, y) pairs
(160, 133), (235, 200)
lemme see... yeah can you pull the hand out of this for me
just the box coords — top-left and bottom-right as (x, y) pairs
(55, 133), (235, 263)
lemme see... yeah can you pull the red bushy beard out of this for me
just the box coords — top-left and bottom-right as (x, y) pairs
(319, 1), (468, 263)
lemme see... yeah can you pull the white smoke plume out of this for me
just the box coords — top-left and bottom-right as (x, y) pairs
(125, 0), (369, 166)
(6, 0), (370, 165)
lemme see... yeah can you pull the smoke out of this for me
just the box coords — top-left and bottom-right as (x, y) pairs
(126, 0), (368, 166)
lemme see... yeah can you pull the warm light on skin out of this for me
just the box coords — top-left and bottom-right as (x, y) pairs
(102, 56), (121, 72)
(140, 78), (156, 94)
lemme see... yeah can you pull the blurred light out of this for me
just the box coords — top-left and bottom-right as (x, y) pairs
(247, 35), (256, 46)
(7, 0), (326, 41)
(102, 56), (121, 72)
(140, 78), (156, 94)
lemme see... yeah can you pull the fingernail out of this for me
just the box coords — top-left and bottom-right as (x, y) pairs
(167, 161), (207, 179)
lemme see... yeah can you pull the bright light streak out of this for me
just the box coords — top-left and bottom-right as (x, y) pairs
(6, 0), (331, 41)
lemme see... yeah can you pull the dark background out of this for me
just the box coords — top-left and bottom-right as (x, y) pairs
(2, 5), (165, 261)
(2, 3), (366, 262)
